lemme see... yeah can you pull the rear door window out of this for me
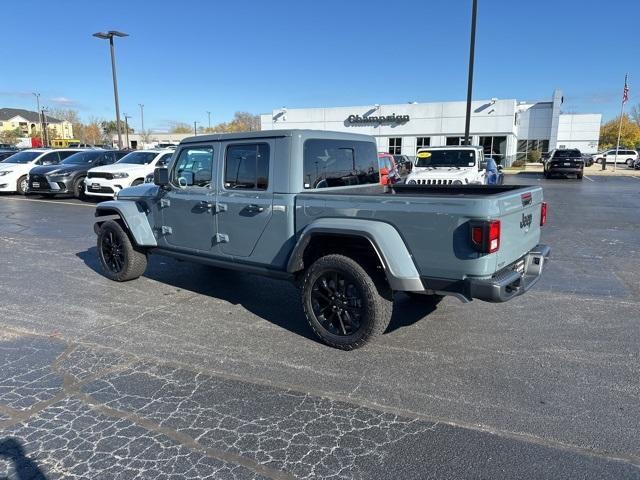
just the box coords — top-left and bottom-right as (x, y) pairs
(224, 143), (270, 190)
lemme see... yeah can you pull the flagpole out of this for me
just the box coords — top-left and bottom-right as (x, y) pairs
(613, 73), (628, 172)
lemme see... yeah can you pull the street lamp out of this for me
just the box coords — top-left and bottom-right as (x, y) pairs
(124, 114), (131, 149)
(32, 92), (44, 147)
(138, 104), (144, 132)
(42, 108), (49, 147)
(463, 0), (478, 145)
(193, 121), (199, 136)
(206, 111), (211, 130)
(93, 30), (129, 149)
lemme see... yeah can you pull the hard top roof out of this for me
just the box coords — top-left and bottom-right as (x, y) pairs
(180, 129), (374, 144)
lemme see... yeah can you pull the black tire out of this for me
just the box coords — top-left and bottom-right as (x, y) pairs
(16, 175), (27, 195)
(626, 159), (634, 168)
(131, 178), (144, 186)
(577, 173), (583, 179)
(73, 176), (86, 199)
(302, 254), (393, 350)
(97, 220), (147, 282)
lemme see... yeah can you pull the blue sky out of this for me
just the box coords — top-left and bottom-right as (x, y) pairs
(1, 0), (637, 131)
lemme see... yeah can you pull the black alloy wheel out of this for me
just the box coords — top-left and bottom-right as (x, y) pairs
(96, 220), (148, 281)
(310, 271), (363, 336)
(100, 228), (125, 274)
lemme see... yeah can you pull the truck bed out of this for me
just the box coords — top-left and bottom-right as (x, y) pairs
(301, 183), (530, 197)
(295, 183), (544, 281)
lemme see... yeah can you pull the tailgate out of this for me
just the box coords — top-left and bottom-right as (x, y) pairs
(494, 187), (544, 271)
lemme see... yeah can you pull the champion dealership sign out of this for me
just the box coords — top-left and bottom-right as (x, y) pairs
(347, 114), (410, 125)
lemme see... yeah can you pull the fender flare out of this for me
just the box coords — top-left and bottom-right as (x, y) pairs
(94, 200), (157, 247)
(287, 218), (423, 291)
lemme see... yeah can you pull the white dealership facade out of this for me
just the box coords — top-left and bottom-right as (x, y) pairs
(261, 90), (601, 166)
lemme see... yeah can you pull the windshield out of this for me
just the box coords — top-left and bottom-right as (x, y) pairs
(554, 150), (581, 158)
(116, 152), (157, 165)
(1, 151), (42, 164)
(61, 151), (102, 164)
(415, 149), (476, 168)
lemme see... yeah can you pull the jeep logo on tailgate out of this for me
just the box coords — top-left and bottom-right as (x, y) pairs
(520, 213), (533, 229)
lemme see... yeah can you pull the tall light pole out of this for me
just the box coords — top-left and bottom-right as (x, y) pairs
(32, 92), (44, 147)
(206, 111), (211, 130)
(193, 121), (199, 136)
(93, 30), (128, 149)
(124, 114), (131, 149)
(138, 104), (144, 132)
(463, 0), (478, 145)
(42, 108), (49, 147)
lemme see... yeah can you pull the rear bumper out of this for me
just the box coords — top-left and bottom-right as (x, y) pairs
(548, 166), (583, 174)
(421, 244), (551, 303)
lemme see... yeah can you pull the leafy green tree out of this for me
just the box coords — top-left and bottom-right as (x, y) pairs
(0, 128), (22, 145)
(206, 112), (261, 133)
(101, 120), (134, 135)
(599, 114), (640, 149)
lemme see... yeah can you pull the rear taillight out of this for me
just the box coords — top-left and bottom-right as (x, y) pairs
(470, 220), (501, 254)
(540, 202), (547, 226)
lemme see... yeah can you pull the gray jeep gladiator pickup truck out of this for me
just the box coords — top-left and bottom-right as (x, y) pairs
(93, 130), (550, 349)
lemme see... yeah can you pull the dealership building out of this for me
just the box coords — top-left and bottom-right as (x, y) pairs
(260, 90), (601, 166)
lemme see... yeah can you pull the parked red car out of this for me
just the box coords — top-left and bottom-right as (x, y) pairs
(377, 153), (400, 185)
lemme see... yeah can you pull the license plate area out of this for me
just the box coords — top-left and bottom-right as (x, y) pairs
(32, 182), (40, 188)
(90, 183), (101, 190)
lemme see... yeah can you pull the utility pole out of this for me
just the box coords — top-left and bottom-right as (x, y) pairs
(93, 30), (128, 149)
(138, 104), (144, 132)
(463, 0), (478, 146)
(32, 92), (44, 147)
(207, 111), (211, 130)
(42, 108), (49, 147)
(194, 121), (198, 136)
(124, 114), (131, 149)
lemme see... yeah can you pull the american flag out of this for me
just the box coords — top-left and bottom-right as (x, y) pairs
(623, 74), (629, 103)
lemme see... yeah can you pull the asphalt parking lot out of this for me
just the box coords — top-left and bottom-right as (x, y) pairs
(1, 174), (639, 479)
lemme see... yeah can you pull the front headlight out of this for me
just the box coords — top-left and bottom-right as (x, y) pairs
(112, 172), (129, 179)
(453, 180), (463, 185)
(0, 171), (13, 176)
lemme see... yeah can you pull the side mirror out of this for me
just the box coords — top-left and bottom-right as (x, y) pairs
(153, 167), (170, 187)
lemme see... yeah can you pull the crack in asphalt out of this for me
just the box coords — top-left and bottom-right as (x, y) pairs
(1, 325), (638, 479)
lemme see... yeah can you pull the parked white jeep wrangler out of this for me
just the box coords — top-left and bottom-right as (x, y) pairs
(406, 146), (486, 185)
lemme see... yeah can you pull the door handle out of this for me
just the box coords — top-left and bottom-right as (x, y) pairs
(246, 204), (264, 213)
(198, 200), (213, 209)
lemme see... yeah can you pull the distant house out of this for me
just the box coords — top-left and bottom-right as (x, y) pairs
(0, 108), (74, 139)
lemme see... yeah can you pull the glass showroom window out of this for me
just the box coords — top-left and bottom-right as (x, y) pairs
(416, 137), (430, 153)
(479, 136), (507, 164)
(446, 136), (465, 146)
(388, 137), (402, 155)
(516, 139), (549, 161)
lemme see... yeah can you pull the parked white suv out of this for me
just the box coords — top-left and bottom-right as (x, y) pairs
(85, 149), (174, 198)
(593, 149), (638, 167)
(406, 146), (486, 185)
(0, 148), (83, 194)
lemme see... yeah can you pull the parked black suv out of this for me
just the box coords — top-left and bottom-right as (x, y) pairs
(28, 150), (128, 198)
(543, 149), (584, 179)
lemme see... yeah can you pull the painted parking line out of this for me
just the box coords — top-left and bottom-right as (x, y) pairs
(583, 175), (595, 182)
(0, 197), (96, 208)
